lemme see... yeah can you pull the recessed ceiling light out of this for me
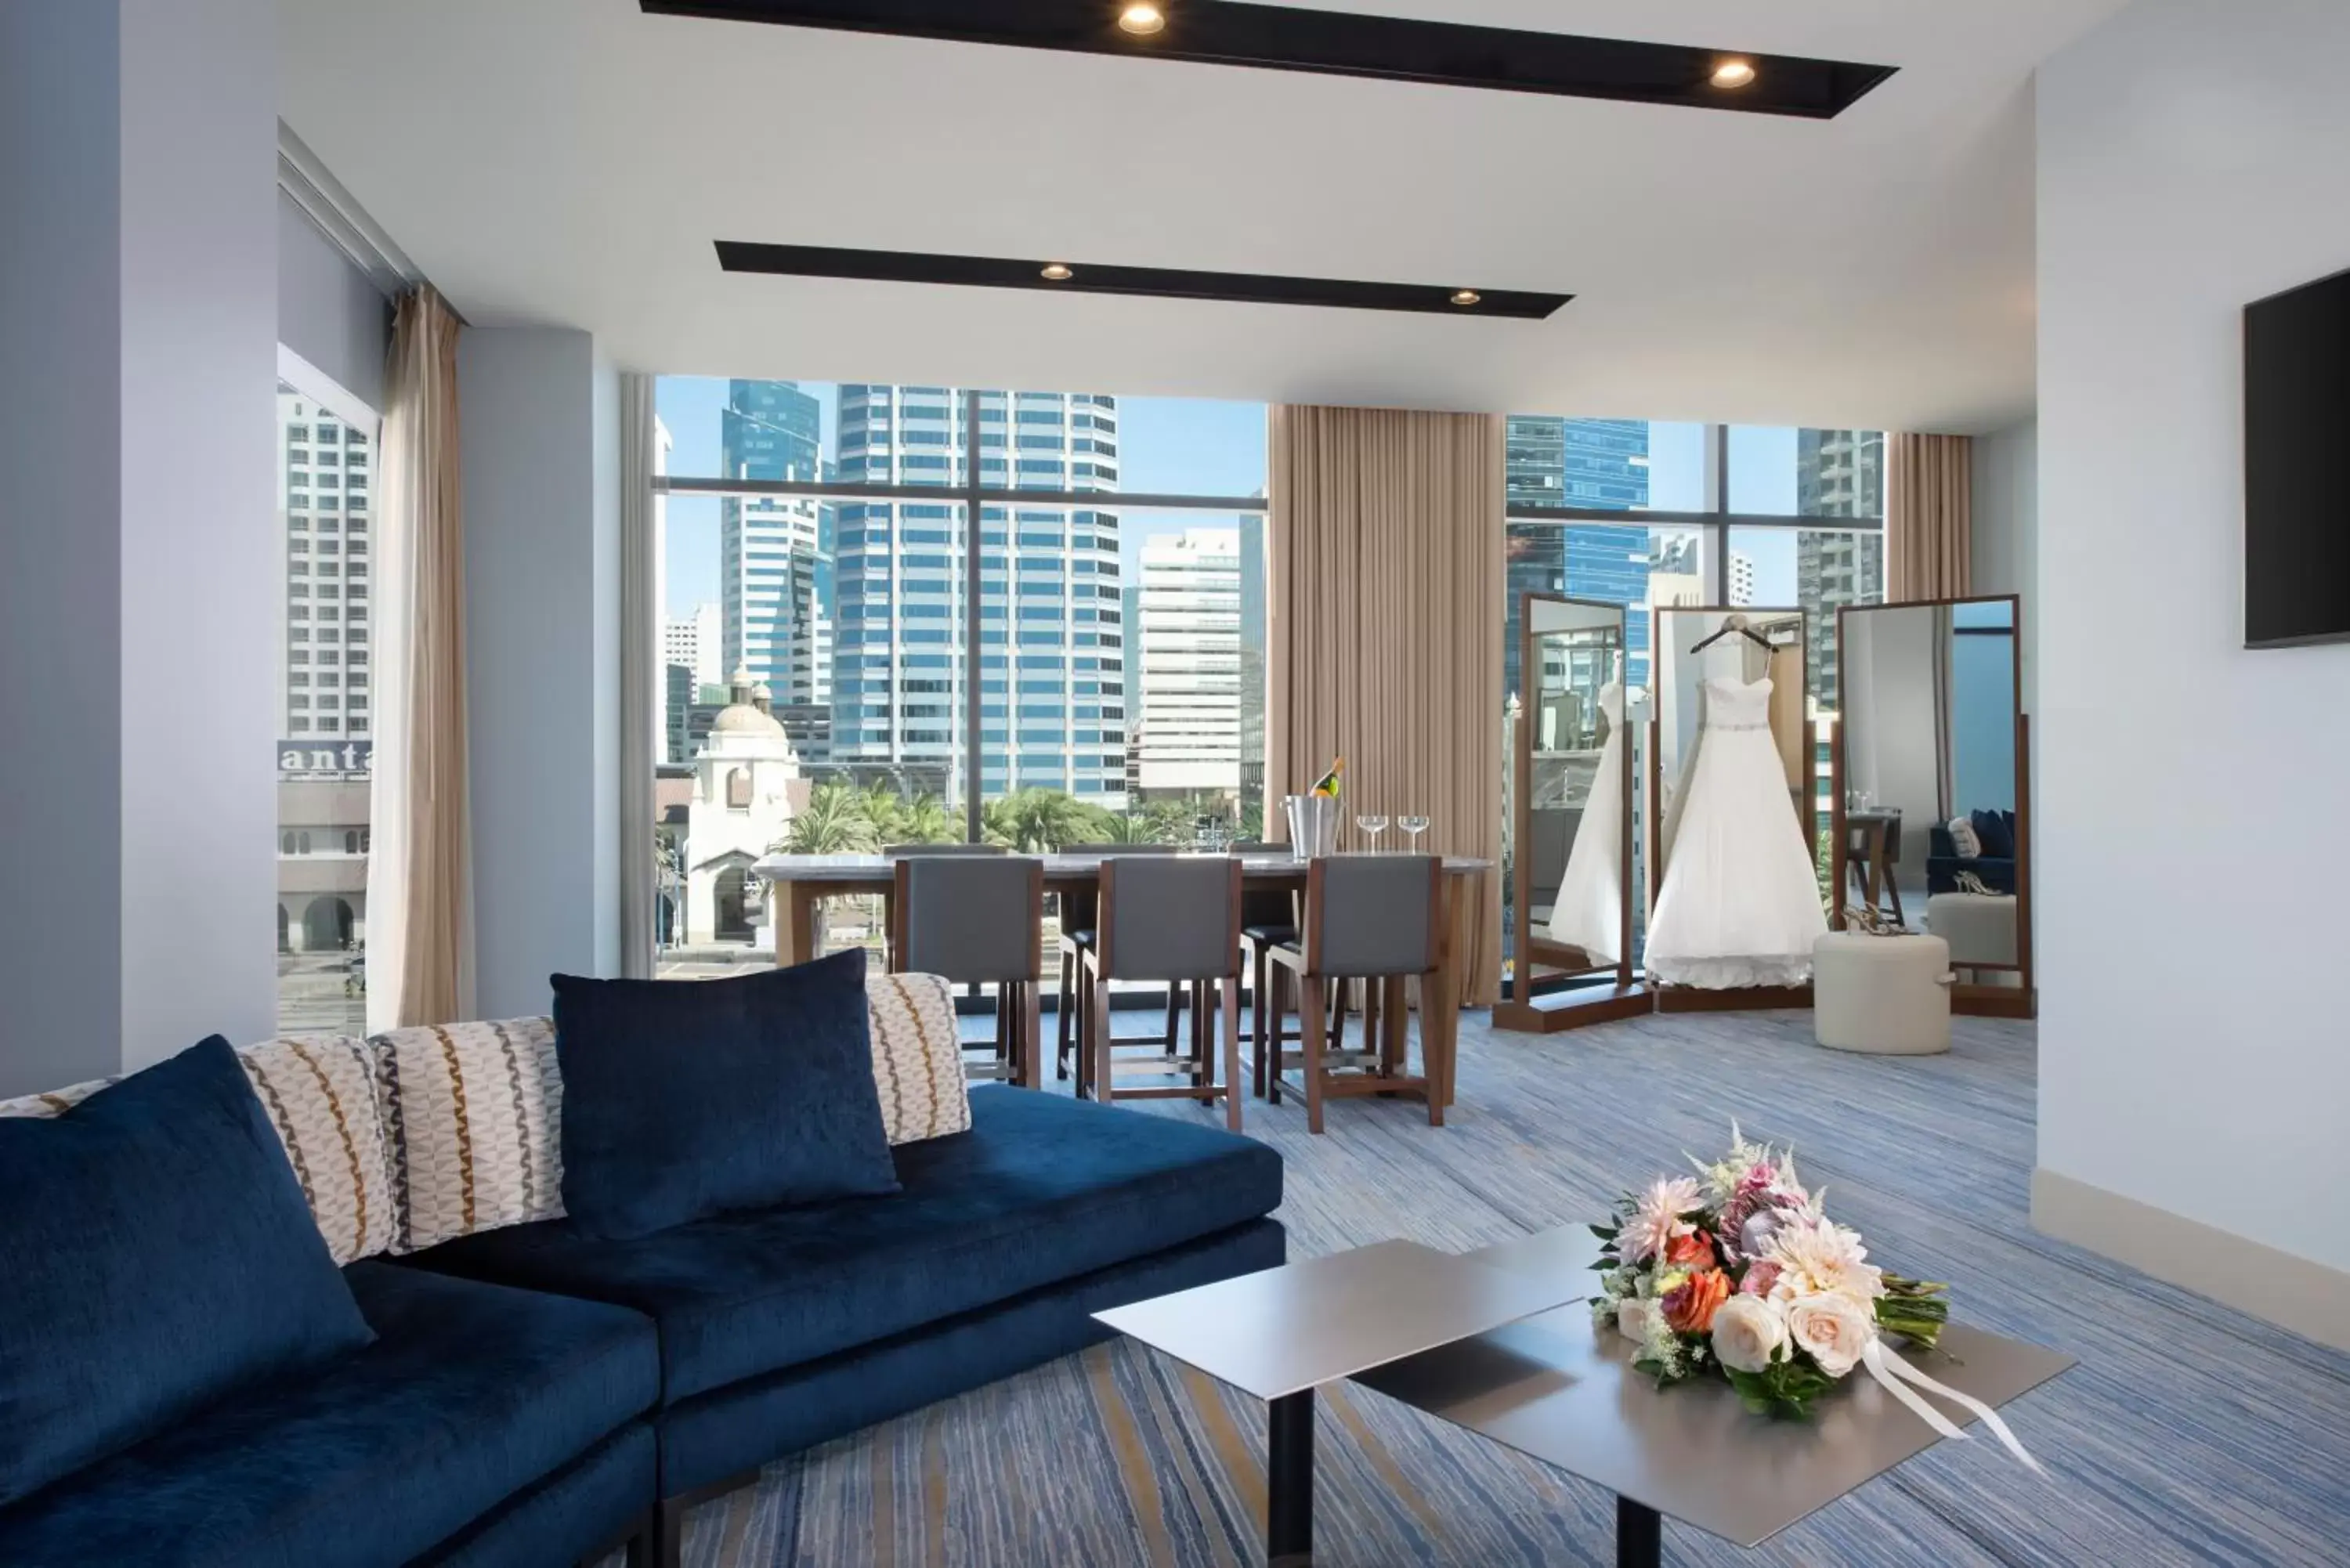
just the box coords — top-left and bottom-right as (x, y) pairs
(1711, 59), (1757, 89)
(1040, 263), (1074, 281)
(1118, 3), (1166, 36)
(1450, 289), (1482, 307)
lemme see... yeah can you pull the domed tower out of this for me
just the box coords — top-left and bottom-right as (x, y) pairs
(683, 669), (805, 945)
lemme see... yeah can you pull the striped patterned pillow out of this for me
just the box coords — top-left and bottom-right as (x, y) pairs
(369, 1018), (564, 1256)
(866, 973), (971, 1145)
(0, 1037), (392, 1267)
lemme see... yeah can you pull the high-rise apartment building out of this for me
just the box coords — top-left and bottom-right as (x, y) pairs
(1236, 508), (1267, 810)
(1795, 428), (1887, 714)
(663, 602), (723, 690)
(1730, 550), (1757, 606)
(720, 381), (833, 710)
(1136, 529), (1244, 798)
(1504, 417), (1652, 691)
(277, 389), (374, 746)
(829, 387), (1126, 806)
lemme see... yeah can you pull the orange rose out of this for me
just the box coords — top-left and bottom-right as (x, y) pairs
(1662, 1269), (1731, 1334)
(1665, 1229), (1716, 1267)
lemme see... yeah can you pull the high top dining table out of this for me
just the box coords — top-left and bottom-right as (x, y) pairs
(752, 851), (1491, 1100)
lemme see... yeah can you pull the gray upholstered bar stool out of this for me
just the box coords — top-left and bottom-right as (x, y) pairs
(1264, 855), (1448, 1133)
(1054, 844), (1180, 1082)
(890, 854), (1045, 1086)
(1079, 855), (1246, 1131)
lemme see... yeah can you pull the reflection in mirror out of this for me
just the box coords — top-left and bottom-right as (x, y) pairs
(1524, 599), (1629, 971)
(1840, 598), (2021, 970)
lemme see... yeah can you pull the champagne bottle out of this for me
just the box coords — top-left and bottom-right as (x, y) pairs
(1310, 756), (1344, 798)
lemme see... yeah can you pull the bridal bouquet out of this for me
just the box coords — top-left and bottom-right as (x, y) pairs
(1588, 1125), (1957, 1422)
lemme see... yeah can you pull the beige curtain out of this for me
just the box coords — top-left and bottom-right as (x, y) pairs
(367, 287), (475, 1031)
(1267, 405), (1505, 1006)
(1886, 432), (1973, 602)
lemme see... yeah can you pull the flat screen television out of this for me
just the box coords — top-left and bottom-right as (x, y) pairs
(2244, 265), (2350, 649)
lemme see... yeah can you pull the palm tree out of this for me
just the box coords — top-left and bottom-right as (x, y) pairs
(859, 779), (909, 845)
(1087, 811), (1160, 845)
(898, 793), (959, 845)
(778, 782), (875, 855)
(982, 788), (1093, 853)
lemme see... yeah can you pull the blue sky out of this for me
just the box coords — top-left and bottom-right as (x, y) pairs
(653, 378), (1807, 618)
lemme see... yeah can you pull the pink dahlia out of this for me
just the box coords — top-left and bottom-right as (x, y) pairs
(1622, 1176), (1704, 1265)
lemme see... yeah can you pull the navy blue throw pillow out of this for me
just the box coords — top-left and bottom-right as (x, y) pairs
(1972, 808), (2017, 860)
(0, 1036), (376, 1508)
(551, 948), (900, 1241)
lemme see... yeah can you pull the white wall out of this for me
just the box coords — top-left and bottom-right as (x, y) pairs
(1971, 417), (2039, 713)
(277, 188), (390, 411)
(0, 0), (277, 1095)
(461, 327), (623, 1019)
(2037, 0), (2350, 1330)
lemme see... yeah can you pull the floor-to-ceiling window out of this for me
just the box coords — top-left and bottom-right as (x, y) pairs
(649, 378), (1267, 970)
(274, 367), (380, 1031)
(1500, 421), (1886, 966)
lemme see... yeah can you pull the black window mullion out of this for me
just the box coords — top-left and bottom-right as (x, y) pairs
(963, 388), (985, 844)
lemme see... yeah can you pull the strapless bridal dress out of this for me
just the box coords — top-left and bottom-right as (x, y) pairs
(1646, 676), (1827, 988)
(1544, 680), (1625, 965)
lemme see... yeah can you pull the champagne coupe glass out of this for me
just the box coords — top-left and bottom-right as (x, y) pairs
(1355, 813), (1390, 853)
(1398, 814), (1431, 851)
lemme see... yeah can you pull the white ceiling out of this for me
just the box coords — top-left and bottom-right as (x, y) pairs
(280, 0), (2128, 432)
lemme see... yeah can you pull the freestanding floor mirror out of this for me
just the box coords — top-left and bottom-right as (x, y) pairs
(1833, 594), (2034, 1017)
(1495, 594), (1649, 1031)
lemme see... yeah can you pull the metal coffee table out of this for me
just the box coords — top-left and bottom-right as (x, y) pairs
(1093, 1239), (1581, 1564)
(1100, 1227), (2074, 1566)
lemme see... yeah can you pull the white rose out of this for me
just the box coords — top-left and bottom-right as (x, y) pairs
(1615, 1296), (1652, 1345)
(1708, 1294), (1788, 1375)
(1784, 1292), (1876, 1378)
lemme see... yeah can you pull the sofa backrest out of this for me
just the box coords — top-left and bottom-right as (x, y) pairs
(0, 970), (971, 1264)
(1, 1035), (389, 1268)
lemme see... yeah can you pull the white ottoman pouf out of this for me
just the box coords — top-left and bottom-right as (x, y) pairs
(1924, 891), (2019, 973)
(1812, 932), (1953, 1055)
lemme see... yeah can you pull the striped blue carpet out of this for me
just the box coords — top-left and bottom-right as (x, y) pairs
(656, 1007), (2350, 1566)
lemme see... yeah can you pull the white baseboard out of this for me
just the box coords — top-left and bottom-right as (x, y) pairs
(2032, 1167), (2350, 1353)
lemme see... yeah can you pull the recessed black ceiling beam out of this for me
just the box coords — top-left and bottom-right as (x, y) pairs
(715, 241), (1571, 319)
(642, 1), (1895, 119)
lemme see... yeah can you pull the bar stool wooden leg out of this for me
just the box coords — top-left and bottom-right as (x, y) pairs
(1056, 948), (1075, 1081)
(1265, 959), (1285, 1106)
(1218, 973), (1242, 1133)
(1089, 962), (1114, 1108)
(1021, 979), (1042, 1090)
(1300, 979), (1328, 1135)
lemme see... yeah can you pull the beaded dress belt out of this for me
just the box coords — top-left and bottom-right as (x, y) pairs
(1707, 721), (1772, 732)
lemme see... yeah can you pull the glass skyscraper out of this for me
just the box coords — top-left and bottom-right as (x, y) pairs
(827, 387), (1126, 807)
(1503, 417), (1653, 692)
(1793, 428), (1885, 715)
(719, 381), (831, 707)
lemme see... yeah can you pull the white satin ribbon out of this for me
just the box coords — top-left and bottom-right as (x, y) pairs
(1860, 1339), (2045, 1475)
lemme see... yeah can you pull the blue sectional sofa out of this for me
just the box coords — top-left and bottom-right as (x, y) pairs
(0, 1081), (1281, 1567)
(406, 1084), (1286, 1561)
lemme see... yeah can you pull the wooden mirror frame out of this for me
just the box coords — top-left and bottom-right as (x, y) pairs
(1647, 605), (1814, 1013)
(1493, 592), (1649, 1032)
(1831, 594), (2034, 1019)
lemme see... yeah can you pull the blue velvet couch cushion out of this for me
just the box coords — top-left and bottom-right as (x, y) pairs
(0, 1263), (658, 1568)
(1972, 807), (2018, 860)
(552, 948), (900, 1241)
(409, 1086), (1284, 1405)
(0, 1036), (375, 1512)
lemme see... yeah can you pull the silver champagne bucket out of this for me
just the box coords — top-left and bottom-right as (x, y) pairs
(1283, 794), (1339, 861)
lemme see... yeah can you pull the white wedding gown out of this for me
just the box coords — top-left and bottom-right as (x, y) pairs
(1544, 681), (1625, 965)
(1646, 673), (1828, 988)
